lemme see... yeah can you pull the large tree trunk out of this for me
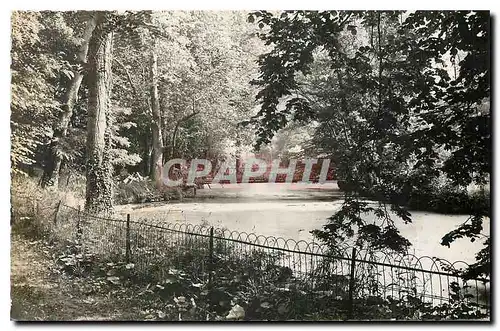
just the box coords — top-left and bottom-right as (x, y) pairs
(41, 15), (97, 188)
(150, 37), (164, 183)
(85, 14), (114, 215)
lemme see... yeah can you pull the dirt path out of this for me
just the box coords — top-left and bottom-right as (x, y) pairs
(10, 234), (142, 321)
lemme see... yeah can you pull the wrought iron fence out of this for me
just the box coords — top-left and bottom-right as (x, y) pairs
(13, 199), (491, 319)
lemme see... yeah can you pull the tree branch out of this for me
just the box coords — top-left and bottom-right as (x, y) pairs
(113, 58), (142, 102)
(170, 99), (201, 158)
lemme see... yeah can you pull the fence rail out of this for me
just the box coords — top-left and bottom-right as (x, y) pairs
(13, 199), (491, 319)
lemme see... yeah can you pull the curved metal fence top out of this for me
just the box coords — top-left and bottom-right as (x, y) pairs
(59, 203), (488, 283)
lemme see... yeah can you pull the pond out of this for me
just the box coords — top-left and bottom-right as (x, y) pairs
(115, 182), (489, 265)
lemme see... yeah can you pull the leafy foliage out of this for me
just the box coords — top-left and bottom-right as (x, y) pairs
(11, 11), (80, 172)
(248, 10), (490, 276)
(47, 225), (488, 321)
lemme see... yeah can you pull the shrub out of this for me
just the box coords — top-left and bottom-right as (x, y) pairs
(113, 176), (196, 205)
(409, 182), (490, 215)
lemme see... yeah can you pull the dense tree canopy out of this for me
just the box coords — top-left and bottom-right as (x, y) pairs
(11, 11), (260, 179)
(248, 10), (490, 277)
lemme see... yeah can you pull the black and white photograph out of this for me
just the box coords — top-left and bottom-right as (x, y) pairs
(8, 7), (491, 322)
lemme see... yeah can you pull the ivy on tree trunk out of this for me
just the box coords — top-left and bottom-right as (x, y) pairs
(85, 13), (114, 215)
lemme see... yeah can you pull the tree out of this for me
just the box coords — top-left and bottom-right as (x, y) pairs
(149, 36), (164, 182)
(41, 13), (97, 188)
(84, 12), (115, 214)
(157, 11), (260, 162)
(110, 11), (261, 176)
(11, 11), (80, 175)
(248, 10), (490, 277)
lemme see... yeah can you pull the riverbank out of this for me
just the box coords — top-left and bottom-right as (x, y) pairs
(115, 183), (489, 264)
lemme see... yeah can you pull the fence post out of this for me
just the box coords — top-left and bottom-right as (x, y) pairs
(208, 227), (214, 286)
(125, 214), (131, 263)
(347, 247), (357, 320)
(53, 200), (62, 225)
(207, 226), (214, 316)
